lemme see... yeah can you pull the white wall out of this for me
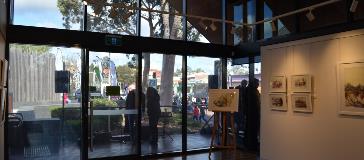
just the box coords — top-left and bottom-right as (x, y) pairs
(260, 29), (364, 160)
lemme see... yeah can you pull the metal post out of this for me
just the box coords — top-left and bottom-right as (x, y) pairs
(136, 0), (142, 155)
(182, 0), (187, 153)
(81, 3), (89, 160)
(62, 62), (65, 147)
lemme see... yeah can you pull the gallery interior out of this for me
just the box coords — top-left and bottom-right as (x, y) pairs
(0, 0), (364, 160)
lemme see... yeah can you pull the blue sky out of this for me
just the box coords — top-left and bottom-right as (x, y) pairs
(13, 0), (260, 74)
(13, 0), (216, 73)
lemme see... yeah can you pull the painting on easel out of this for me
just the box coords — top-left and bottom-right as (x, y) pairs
(208, 89), (239, 112)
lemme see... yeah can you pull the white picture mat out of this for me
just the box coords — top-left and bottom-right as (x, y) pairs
(337, 61), (364, 116)
(291, 93), (312, 113)
(208, 89), (239, 112)
(269, 93), (287, 111)
(269, 75), (286, 93)
(291, 74), (311, 92)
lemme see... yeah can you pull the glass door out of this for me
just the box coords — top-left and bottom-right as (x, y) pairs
(87, 51), (139, 158)
(7, 44), (82, 160)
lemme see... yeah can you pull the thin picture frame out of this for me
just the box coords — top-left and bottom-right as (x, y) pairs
(291, 93), (313, 113)
(0, 59), (3, 86)
(337, 61), (364, 116)
(0, 87), (5, 126)
(269, 75), (286, 93)
(208, 89), (239, 112)
(269, 93), (288, 111)
(2, 59), (8, 86)
(291, 74), (311, 93)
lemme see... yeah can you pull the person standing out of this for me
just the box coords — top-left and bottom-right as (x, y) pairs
(125, 90), (145, 141)
(199, 99), (207, 123)
(244, 78), (260, 150)
(237, 80), (248, 131)
(146, 87), (161, 144)
(193, 105), (200, 121)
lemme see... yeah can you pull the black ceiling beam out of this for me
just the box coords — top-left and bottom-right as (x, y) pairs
(233, 19), (364, 59)
(7, 25), (234, 58)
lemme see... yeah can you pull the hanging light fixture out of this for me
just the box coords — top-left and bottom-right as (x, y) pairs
(198, 19), (208, 30)
(306, 9), (315, 21)
(350, 0), (359, 12)
(209, 21), (217, 31)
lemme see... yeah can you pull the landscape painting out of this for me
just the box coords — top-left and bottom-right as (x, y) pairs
(291, 75), (311, 92)
(208, 89), (239, 112)
(291, 93), (312, 113)
(269, 93), (287, 111)
(269, 75), (286, 93)
(338, 62), (364, 116)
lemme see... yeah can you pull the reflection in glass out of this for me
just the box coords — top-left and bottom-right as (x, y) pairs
(8, 44), (82, 159)
(13, 0), (83, 30)
(141, 54), (182, 154)
(141, 0), (183, 40)
(87, 1), (138, 35)
(88, 52), (138, 158)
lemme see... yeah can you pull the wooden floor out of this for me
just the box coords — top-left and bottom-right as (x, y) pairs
(152, 150), (258, 160)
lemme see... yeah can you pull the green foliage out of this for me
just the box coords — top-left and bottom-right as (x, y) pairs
(92, 98), (117, 107)
(57, 0), (83, 29)
(50, 106), (122, 135)
(50, 106), (81, 120)
(10, 44), (51, 54)
(116, 64), (136, 86)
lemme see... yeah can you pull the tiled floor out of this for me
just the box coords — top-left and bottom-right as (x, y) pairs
(152, 150), (258, 160)
(9, 134), (213, 160)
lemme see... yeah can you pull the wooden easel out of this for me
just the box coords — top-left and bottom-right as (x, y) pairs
(209, 111), (237, 158)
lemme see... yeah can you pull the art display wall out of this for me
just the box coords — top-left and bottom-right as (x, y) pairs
(261, 28), (364, 160)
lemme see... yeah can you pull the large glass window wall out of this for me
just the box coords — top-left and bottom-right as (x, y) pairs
(11, 0), (363, 43)
(8, 44), (82, 160)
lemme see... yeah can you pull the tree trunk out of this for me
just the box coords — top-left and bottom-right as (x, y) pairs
(142, 53), (150, 92)
(159, 55), (175, 106)
(159, 0), (179, 106)
(142, 7), (155, 92)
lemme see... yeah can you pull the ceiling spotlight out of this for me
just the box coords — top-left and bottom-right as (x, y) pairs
(306, 9), (315, 21)
(198, 19), (208, 31)
(270, 20), (276, 32)
(209, 21), (217, 31)
(350, 0), (358, 12)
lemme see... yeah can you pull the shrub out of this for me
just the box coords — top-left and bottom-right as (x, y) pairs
(92, 98), (117, 108)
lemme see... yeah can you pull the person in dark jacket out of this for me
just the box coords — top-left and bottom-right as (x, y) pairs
(146, 87), (161, 144)
(125, 89), (145, 141)
(244, 78), (260, 151)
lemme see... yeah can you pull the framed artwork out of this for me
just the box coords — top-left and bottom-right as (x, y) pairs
(291, 75), (311, 92)
(2, 59), (8, 86)
(269, 75), (286, 92)
(269, 93), (287, 111)
(0, 88), (6, 126)
(208, 89), (239, 112)
(337, 61), (364, 116)
(291, 93), (312, 113)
